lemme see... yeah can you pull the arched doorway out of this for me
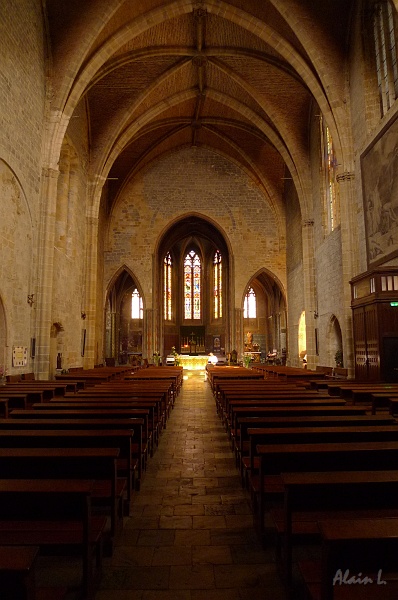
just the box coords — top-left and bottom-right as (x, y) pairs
(104, 268), (144, 365)
(298, 311), (307, 366)
(243, 270), (287, 364)
(328, 314), (343, 367)
(155, 215), (231, 362)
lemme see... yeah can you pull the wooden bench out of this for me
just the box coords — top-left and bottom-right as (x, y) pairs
(0, 545), (39, 600)
(255, 441), (398, 543)
(0, 429), (136, 502)
(0, 479), (105, 599)
(0, 415), (148, 489)
(273, 470), (398, 590)
(229, 405), (369, 448)
(225, 397), (346, 442)
(10, 404), (154, 456)
(0, 446), (122, 539)
(300, 517), (398, 600)
(236, 414), (396, 485)
(48, 398), (162, 445)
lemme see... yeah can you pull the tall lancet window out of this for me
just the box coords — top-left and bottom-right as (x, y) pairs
(372, 1), (398, 116)
(131, 288), (143, 319)
(244, 287), (256, 318)
(164, 252), (172, 321)
(214, 250), (222, 319)
(320, 117), (340, 233)
(184, 250), (201, 319)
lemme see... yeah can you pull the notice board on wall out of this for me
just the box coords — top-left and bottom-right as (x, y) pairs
(12, 346), (28, 367)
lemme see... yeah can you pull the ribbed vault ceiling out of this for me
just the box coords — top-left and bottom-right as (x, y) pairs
(46, 0), (354, 213)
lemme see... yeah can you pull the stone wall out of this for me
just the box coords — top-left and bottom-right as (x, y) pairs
(0, 0), (46, 375)
(104, 146), (286, 311)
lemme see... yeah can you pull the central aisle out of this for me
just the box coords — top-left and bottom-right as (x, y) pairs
(95, 370), (287, 599)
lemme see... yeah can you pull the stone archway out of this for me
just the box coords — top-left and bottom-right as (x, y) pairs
(155, 214), (232, 361)
(328, 314), (343, 367)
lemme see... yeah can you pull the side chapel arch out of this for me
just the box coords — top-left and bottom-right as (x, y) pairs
(154, 214), (233, 359)
(104, 266), (145, 364)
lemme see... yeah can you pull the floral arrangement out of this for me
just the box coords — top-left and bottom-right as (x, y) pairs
(0, 365), (5, 377)
(243, 354), (251, 368)
(171, 346), (180, 366)
(153, 351), (161, 365)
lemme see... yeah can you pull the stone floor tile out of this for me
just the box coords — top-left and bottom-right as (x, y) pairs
(192, 545), (233, 565)
(99, 565), (170, 590)
(213, 563), (281, 589)
(169, 565), (215, 589)
(95, 591), (144, 600)
(159, 515), (193, 529)
(110, 546), (155, 567)
(137, 529), (176, 546)
(173, 504), (205, 516)
(142, 591), (191, 600)
(191, 590), (240, 600)
(192, 515), (226, 529)
(152, 545), (193, 566)
(174, 529), (211, 546)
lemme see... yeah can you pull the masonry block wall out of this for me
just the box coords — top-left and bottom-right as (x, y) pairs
(309, 111), (345, 368)
(0, 0), (46, 374)
(103, 146), (286, 355)
(104, 146), (287, 303)
(285, 177), (304, 366)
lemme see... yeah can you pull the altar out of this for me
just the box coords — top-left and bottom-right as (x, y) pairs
(178, 355), (209, 370)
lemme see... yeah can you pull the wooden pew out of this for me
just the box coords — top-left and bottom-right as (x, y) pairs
(0, 429), (135, 502)
(0, 479), (105, 599)
(7, 411), (147, 486)
(225, 397), (346, 440)
(236, 414), (396, 485)
(10, 404), (155, 456)
(273, 470), (398, 590)
(255, 441), (398, 545)
(0, 447), (121, 539)
(229, 405), (369, 447)
(301, 517), (398, 600)
(37, 398), (163, 452)
(0, 545), (39, 600)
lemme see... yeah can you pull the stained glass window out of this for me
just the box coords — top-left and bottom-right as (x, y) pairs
(326, 126), (339, 231)
(320, 117), (340, 233)
(184, 250), (201, 319)
(244, 287), (256, 318)
(214, 250), (222, 319)
(131, 288), (143, 319)
(373, 1), (398, 117)
(164, 252), (172, 321)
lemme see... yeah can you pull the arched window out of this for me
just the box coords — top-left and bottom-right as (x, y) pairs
(131, 288), (143, 319)
(372, 1), (398, 116)
(184, 250), (201, 320)
(164, 252), (172, 321)
(244, 287), (256, 318)
(320, 117), (340, 232)
(213, 250), (222, 319)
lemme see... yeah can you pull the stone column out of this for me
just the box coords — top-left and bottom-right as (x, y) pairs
(302, 219), (317, 368)
(55, 146), (70, 252)
(336, 171), (356, 377)
(35, 167), (60, 379)
(234, 307), (243, 359)
(82, 214), (99, 368)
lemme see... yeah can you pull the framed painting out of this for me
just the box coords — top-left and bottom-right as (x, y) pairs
(361, 113), (398, 267)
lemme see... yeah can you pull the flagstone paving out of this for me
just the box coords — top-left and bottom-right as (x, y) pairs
(35, 370), (292, 599)
(94, 370), (288, 600)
